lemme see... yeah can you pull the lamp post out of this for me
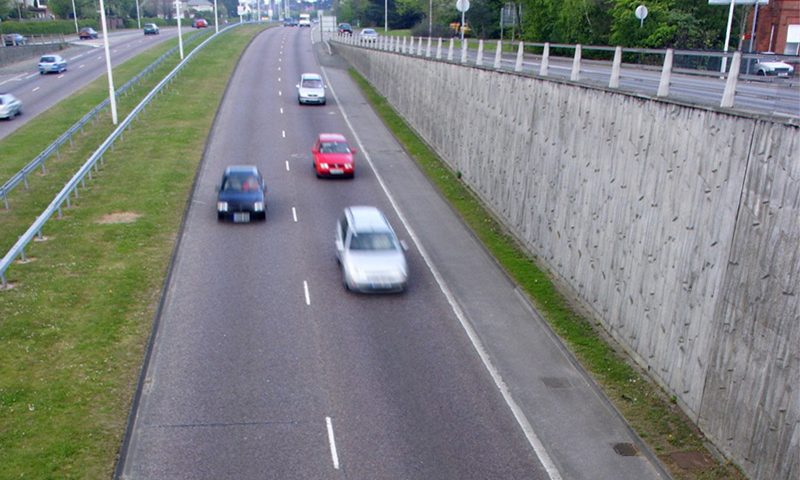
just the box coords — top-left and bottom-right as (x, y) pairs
(428, 0), (432, 37)
(384, 0), (387, 32)
(176, 0), (184, 59)
(70, 0), (79, 33)
(97, 0), (118, 124)
(214, 0), (219, 33)
(720, 0), (736, 73)
(135, 0), (141, 29)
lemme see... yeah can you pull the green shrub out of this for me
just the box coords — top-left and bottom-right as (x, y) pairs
(0, 19), (102, 35)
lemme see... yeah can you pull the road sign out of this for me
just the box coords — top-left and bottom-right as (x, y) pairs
(635, 5), (648, 28)
(456, 0), (469, 13)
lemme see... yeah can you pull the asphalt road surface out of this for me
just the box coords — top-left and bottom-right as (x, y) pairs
(0, 27), (185, 141)
(118, 26), (669, 480)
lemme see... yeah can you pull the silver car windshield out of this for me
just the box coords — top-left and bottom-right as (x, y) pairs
(349, 232), (398, 251)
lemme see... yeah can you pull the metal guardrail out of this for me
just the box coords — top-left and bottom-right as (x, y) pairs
(332, 34), (799, 117)
(0, 31), (205, 210)
(0, 25), (239, 287)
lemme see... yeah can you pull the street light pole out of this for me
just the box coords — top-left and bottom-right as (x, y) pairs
(214, 0), (219, 33)
(429, 0), (432, 37)
(384, 0), (388, 32)
(135, 0), (141, 29)
(70, 0), (79, 33)
(176, 0), (184, 59)
(97, 0), (118, 124)
(720, 0), (735, 73)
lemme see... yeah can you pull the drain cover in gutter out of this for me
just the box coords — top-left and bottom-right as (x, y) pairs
(613, 443), (638, 456)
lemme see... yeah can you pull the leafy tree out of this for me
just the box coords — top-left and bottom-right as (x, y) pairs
(520, 0), (613, 44)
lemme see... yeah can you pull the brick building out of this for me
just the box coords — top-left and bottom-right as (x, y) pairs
(748, 0), (800, 54)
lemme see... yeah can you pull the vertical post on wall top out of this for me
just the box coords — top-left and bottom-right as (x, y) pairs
(609, 46), (622, 88)
(657, 48), (674, 97)
(720, 51), (741, 108)
(515, 41), (524, 72)
(570, 44), (582, 81)
(539, 42), (550, 76)
(494, 40), (503, 69)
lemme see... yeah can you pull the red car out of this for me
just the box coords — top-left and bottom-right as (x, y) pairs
(312, 133), (356, 178)
(193, 18), (209, 28)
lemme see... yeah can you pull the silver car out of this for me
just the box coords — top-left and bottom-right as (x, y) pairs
(38, 54), (67, 75)
(296, 73), (326, 105)
(336, 206), (408, 293)
(0, 93), (23, 120)
(755, 56), (795, 77)
(359, 28), (379, 42)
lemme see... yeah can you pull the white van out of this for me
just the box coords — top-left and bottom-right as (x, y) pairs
(298, 13), (311, 27)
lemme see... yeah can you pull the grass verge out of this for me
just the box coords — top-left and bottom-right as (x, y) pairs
(347, 67), (745, 480)
(0, 24), (266, 478)
(0, 31), (210, 255)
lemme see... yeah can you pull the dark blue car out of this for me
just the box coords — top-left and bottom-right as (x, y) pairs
(216, 166), (267, 222)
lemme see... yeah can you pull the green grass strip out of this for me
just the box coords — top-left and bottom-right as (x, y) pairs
(347, 68), (745, 480)
(0, 32), (210, 255)
(0, 24), (267, 478)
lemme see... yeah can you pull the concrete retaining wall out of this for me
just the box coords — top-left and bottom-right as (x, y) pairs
(334, 44), (799, 480)
(0, 43), (67, 68)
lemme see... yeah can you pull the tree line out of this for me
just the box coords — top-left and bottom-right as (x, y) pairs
(336, 0), (754, 50)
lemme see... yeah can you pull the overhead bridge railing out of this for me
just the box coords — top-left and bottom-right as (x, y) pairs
(331, 33), (799, 116)
(0, 30), (206, 210)
(0, 24), (239, 288)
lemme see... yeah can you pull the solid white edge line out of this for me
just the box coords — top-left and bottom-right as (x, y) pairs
(303, 280), (310, 306)
(292, 207), (298, 222)
(320, 66), (563, 480)
(325, 416), (340, 470)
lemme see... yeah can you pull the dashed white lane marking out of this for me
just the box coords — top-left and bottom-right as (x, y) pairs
(292, 207), (297, 222)
(326, 417), (340, 470)
(79, 64), (86, 69)
(278, 90), (282, 96)
(321, 66), (564, 480)
(32, 86), (40, 92)
(282, 130), (286, 138)
(285, 160), (290, 171)
(25, 74), (38, 80)
(97, 56), (102, 60)
(280, 107), (284, 114)
(278, 77), (281, 82)
(278, 67), (281, 71)
(303, 281), (310, 306)
(57, 74), (65, 79)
